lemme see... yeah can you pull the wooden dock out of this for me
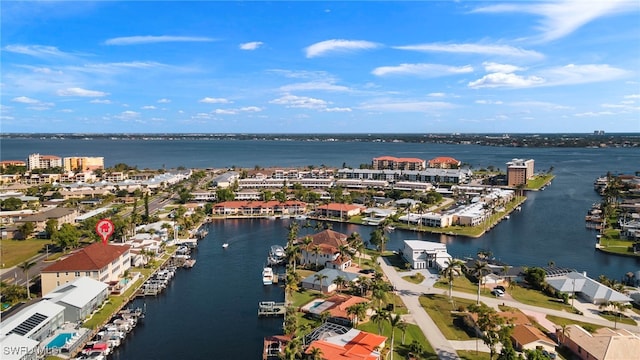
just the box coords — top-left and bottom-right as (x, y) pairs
(257, 301), (286, 317)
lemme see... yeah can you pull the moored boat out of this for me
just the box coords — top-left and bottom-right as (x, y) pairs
(262, 267), (274, 285)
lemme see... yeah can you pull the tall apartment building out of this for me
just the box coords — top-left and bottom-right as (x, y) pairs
(506, 158), (535, 187)
(63, 156), (105, 171)
(372, 156), (426, 171)
(27, 153), (62, 170)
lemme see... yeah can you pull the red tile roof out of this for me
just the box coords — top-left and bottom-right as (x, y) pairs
(306, 329), (387, 360)
(316, 203), (363, 212)
(512, 324), (555, 347)
(42, 242), (130, 272)
(428, 156), (460, 164)
(298, 229), (348, 252)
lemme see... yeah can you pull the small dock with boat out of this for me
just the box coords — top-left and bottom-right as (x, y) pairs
(257, 301), (286, 317)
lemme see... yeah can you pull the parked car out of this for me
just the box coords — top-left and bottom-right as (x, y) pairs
(494, 285), (506, 292)
(491, 289), (505, 297)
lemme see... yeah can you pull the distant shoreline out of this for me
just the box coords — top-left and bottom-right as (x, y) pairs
(1, 132), (638, 149)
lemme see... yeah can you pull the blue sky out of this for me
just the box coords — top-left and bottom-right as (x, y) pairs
(1, 1), (639, 134)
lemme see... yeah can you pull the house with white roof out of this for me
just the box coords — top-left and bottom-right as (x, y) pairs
(0, 333), (39, 360)
(546, 271), (633, 305)
(301, 268), (360, 294)
(401, 240), (452, 270)
(42, 277), (109, 323)
(0, 300), (65, 342)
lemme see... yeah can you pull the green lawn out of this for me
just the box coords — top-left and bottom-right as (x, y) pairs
(545, 315), (602, 333)
(403, 273), (425, 284)
(418, 294), (478, 340)
(433, 276), (493, 298)
(359, 319), (438, 360)
(458, 350), (492, 360)
(526, 174), (555, 189)
(290, 288), (323, 308)
(508, 285), (574, 312)
(1, 238), (54, 268)
(599, 311), (637, 326)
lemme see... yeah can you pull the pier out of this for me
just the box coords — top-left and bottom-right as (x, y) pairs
(257, 301), (286, 317)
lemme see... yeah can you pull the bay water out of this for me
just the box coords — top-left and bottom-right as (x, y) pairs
(2, 137), (639, 359)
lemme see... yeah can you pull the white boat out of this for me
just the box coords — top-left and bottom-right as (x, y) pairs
(262, 267), (274, 285)
(270, 245), (285, 259)
(294, 214), (307, 220)
(222, 243), (229, 249)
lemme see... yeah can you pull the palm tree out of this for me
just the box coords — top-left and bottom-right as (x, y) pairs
(442, 258), (466, 299)
(286, 245), (301, 272)
(347, 302), (368, 329)
(388, 313), (402, 360)
(312, 245), (322, 270)
(472, 260), (491, 304)
(314, 273), (328, 293)
(370, 307), (388, 335)
(333, 275), (347, 294)
(18, 260), (36, 299)
(397, 320), (408, 345)
(307, 346), (323, 360)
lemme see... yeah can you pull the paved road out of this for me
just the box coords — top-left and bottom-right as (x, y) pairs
(378, 257), (462, 360)
(377, 256), (640, 360)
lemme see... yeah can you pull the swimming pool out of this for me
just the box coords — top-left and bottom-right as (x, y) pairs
(46, 333), (74, 349)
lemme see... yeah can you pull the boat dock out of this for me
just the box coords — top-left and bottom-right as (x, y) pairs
(257, 301), (286, 317)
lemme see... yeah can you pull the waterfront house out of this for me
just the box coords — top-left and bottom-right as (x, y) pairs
(0, 300), (65, 342)
(212, 200), (307, 217)
(557, 324), (640, 360)
(211, 171), (239, 188)
(305, 328), (387, 360)
(300, 294), (369, 325)
(301, 268), (359, 294)
(40, 242), (131, 295)
(42, 276), (109, 323)
(315, 203), (364, 219)
(545, 271), (633, 305)
(297, 229), (352, 271)
(401, 240), (451, 270)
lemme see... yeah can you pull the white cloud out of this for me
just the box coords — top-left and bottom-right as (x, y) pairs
(372, 63), (473, 77)
(280, 81), (351, 92)
(473, 0), (638, 43)
(239, 41), (263, 50)
(394, 43), (544, 59)
(142, 105), (157, 110)
(428, 93), (446, 97)
(116, 110), (140, 119)
(359, 100), (455, 112)
(325, 107), (352, 112)
(158, 98), (171, 103)
(214, 109), (237, 115)
(468, 64), (627, 89)
(11, 96), (40, 104)
(59, 109), (74, 113)
(482, 62), (525, 73)
(57, 87), (109, 97)
(3, 44), (75, 58)
(270, 94), (328, 109)
(199, 97), (232, 104)
(475, 100), (504, 105)
(624, 94), (640, 99)
(104, 35), (215, 45)
(90, 99), (112, 104)
(509, 101), (572, 110)
(305, 39), (379, 58)
(469, 73), (545, 88)
(239, 106), (262, 112)
(574, 111), (615, 117)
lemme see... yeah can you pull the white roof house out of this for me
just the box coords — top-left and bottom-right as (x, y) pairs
(0, 333), (39, 360)
(0, 300), (65, 342)
(401, 240), (451, 270)
(546, 271), (633, 305)
(43, 277), (109, 323)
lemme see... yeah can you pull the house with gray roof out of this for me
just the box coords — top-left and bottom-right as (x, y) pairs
(301, 268), (359, 294)
(43, 277), (109, 323)
(546, 271), (633, 305)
